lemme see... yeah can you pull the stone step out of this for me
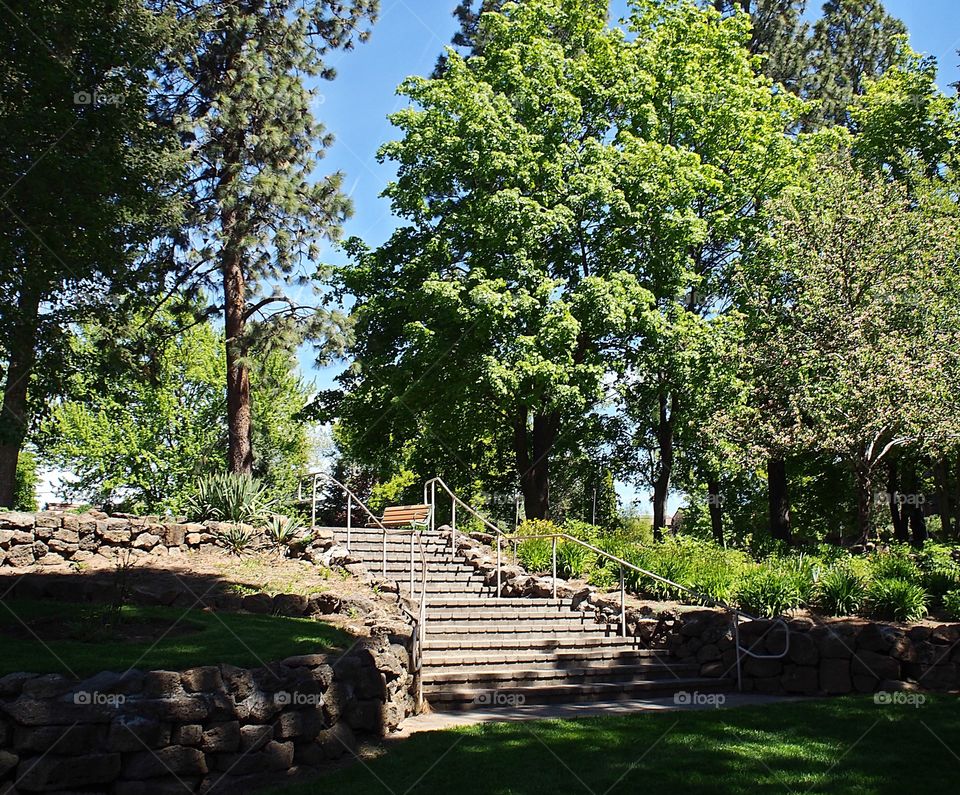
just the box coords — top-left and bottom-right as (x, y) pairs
(423, 662), (696, 687)
(423, 620), (614, 634)
(425, 609), (593, 621)
(426, 598), (570, 609)
(424, 677), (732, 710)
(423, 636), (636, 651)
(422, 647), (666, 667)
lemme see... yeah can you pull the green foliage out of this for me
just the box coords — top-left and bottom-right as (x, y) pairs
(264, 515), (306, 551)
(556, 541), (593, 579)
(368, 470), (417, 513)
(867, 577), (929, 622)
(13, 452), (39, 512)
(943, 589), (960, 620)
(735, 566), (804, 618)
(187, 474), (274, 524)
(214, 524), (259, 556)
(516, 539), (553, 574)
(817, 565), (867, 616)
(869, 548), (922, 583)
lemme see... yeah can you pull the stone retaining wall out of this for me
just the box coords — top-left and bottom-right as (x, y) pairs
(0, 510), (275, 568)
(0, 636), (414, 793)
(668, 610), (960, 695)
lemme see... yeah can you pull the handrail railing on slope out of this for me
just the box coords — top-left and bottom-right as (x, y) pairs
(300, 471), (428, 711)
(423, 476), (789, 691)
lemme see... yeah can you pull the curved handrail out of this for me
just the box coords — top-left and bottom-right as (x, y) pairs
(423, 476), (790, 690)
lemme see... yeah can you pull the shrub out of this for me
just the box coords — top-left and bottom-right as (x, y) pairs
(867, 577), (929, 622)
(516, 518), (561, 537)
(517, 538), (552, 573)
(915, 542), (960, 603)
(215, 523), (258, 556)
(943, 589), (960, 620)
(817, 565), (867, 616)
(735, 566), (803, 617)
(264, 515), (304, 550)
(187, 473), (274, 523)
(556, 540), (593, 578)
(869, 548), (922, 583)
(588, 564), (617, 589)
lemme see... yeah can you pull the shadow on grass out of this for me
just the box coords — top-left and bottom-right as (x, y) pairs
(264, 696), (960, 795)
(0, 561), (357, 676)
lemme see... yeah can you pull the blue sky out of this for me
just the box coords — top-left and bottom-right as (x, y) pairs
(300, 0), (959, 511)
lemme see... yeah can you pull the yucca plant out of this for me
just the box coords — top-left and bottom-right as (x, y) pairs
(735, 566), (803, 617)
(264, 515), (305, 552)
(215, 523), (258, 556)
(556, 539), (593, 578)
(187, 473), (274, 524)
(517, 538), (553, 573)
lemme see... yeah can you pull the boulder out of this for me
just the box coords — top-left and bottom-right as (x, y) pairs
(107, 716), (171, 752)
(123, 746), (207, 779)
(201, 721), (241, 752)
(0, 511), (35, 530)
(133, 532), (162, 550)
(819, 658), (852, 694)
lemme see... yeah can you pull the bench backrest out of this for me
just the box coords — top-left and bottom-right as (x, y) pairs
(380, 504), (432, 528)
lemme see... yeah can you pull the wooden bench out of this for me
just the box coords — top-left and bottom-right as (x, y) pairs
(368, 504), (432, 528)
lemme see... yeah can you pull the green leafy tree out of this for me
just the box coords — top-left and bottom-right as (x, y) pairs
(337, 0), (656, 519)
(744, 148), (960, 542)
(151, 0), (378, 475)
(42, 315), (315, 513)
(13, 450), (39, 512)
(0, 0), (184, 507)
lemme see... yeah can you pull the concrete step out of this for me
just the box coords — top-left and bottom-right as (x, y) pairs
(426, 598), (570, 609)
(422, 621), (614, 635)
(423, 636), (635, 651)
(425, 609), (594, 621)
(424, 677), (732, 710)
(422, 647), (667, 667)
(424, 662), (698, 687)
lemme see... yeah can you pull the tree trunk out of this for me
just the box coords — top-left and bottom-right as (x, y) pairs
(513, 409), (557, 520)
(767, 456), (791, 543)
(954, 452), (960, 539)
(888, 457), (909, 542)
(934, 457), (951, 538)
(652, 391), (677, 542)
(853, 461), (873, 545)
(0, 289), (41, 507)
(222, 225), (253, 475)
(707, 476), (723, 546)
(909, 503), (928, 547)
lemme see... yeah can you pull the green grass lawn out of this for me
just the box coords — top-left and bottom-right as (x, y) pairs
(268, 696), (960, 794)
(0, 598), (351, 676)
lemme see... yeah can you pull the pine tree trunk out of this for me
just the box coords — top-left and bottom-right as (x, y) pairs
(0, 288), (40, 508)
(652, 391), (677, 542)
(888, 457), (909, 542)
(909, 503), (928, 547)
(707, 476), (723, 546)
(222, 217), (253, 475)
(513, 409), (557, 520)
(767, 456), (791, 543)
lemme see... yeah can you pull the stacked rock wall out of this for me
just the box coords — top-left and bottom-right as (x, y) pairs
(668, 610), (960, 695)
(0, 637), (414, 793)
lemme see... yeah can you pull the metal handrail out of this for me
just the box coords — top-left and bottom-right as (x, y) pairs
(299, 472), (429, 711)
(423, 477), (790, 691)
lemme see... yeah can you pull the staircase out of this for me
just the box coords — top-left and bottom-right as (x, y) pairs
(333, 525), (730, 711)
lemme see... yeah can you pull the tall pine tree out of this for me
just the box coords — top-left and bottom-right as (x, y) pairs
(152, 0), (378, 475)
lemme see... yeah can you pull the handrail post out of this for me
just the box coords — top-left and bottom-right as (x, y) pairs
(410, 532), (414, 598)
(311, 475), (318, 528)
(382, 530), (386, 578)
(496, 535), (501, 599)
(551, 536), (557, 600)
(451, 501), (456, 554)
(431, 482), (436, 532)
(346, 493), (352, 552)
(620, 565), (626, 638)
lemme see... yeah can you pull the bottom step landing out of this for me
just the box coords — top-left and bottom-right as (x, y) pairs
(424, 677), (733, 711)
